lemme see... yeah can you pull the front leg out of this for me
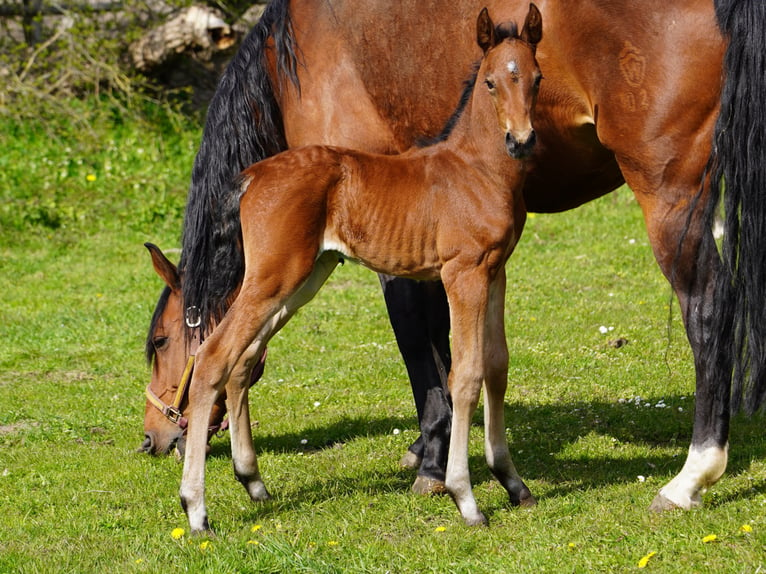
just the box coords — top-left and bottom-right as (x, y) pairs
(482, 270), (536, 507)
(379, 275), (452, 493)
(179, 366), (223, 534)
(442, 263), (493, 526)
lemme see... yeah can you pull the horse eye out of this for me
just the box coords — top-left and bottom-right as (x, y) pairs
(153, 336), (169, 350)
(484, 79), (496, 91)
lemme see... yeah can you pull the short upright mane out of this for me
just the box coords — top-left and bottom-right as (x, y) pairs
(418, 21), (521, 146)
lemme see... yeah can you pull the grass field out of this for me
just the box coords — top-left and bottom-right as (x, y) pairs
(1, 107), (764, 573)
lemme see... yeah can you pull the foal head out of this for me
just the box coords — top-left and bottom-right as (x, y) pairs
(475, 4), (542, 160)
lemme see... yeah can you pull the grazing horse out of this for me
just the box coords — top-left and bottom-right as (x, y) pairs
(177, 7), (542, 532)
(143, 0), (766, 519)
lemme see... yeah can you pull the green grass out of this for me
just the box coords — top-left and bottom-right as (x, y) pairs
(1, 106), (764, 573)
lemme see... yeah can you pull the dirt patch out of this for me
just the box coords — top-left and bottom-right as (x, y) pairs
(0, 421), (40, 435)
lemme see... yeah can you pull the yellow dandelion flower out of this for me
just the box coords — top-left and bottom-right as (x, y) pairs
(199, 540), (211, 551)
(86, 174), (97, 182)
(251, 524), (263, 533)
(247, 540), (260, 546)
(434, 526), (447, 533)
(135, 558), (144, 564)
(702, 534), (718, 543)
(740, 524), (753, 533)
(637, 551), (657, 569)
(327, 540), (339, 547)
(567, 542), (576, 550)
(170, 527), (185, 540)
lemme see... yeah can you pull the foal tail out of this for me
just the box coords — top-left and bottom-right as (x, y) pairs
(178, 0), (300, 333)
(708, 0), (766, 414)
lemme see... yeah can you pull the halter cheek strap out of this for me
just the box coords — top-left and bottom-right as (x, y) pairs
(145, 354), (196, 428)
(144, 306), (202, 430)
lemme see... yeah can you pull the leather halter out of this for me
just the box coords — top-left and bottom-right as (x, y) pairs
(144, 306), (266, 434)
(144, 306), (203, 430)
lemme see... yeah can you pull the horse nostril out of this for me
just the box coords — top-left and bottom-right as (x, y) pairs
(139, 432), (156, 454)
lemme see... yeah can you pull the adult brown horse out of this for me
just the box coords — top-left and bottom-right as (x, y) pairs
(143, 0), (766, 520)
(176, 7), (542, 531)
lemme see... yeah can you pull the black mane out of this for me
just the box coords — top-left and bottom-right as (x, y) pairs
(176, 0), (299, 339)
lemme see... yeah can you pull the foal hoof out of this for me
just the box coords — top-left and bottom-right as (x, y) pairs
(411, 476), (448, 496)
(649, 493), (681, 513)
(399, 450), (422, 469)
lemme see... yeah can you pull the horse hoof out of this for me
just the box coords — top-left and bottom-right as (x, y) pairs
(399, 450), (422, 469)
(517, 490), (537, 508)
(649, 493), (681, 513)
(411, 476), (448, 496)
(463, 511), (489, 527)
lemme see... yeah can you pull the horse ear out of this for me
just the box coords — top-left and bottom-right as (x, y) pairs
(521, 3), (543, 47)
(145, 242), (181, 291)
(476, 7), (495, 53)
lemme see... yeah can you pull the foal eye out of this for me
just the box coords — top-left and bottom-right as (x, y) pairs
(484, 79), (496, 91)
(153, 336), (169, 350)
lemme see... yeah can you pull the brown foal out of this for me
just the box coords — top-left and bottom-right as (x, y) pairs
(179, 6), (543, 531)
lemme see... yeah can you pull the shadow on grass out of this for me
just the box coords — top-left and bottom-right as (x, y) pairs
(205, 393), (765, 520)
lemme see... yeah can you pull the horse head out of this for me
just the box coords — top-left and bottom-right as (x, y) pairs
(476, 4), (542, 160)
(140, 243), (232, 456)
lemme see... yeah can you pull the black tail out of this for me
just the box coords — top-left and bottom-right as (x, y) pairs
(178, 0), (299, 334)
(708, 0), (766, 414)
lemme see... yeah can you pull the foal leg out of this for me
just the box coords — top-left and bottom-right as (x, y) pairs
(226, 251), (340, 504)
(179, 252), (339, 532)
(379, 275), (452, 494)
(226, 352), (271, 503)
(441, 264), (495, 526)
(482, 270), (536, 507)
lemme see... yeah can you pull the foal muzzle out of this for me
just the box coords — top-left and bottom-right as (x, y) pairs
(506, 129), (536, 159)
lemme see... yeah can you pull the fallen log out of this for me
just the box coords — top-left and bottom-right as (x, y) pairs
(129, 4), (236, 72)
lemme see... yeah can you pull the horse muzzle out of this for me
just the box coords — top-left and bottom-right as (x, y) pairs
(138, 429), (185, 456)
(506, 129), (536, 159)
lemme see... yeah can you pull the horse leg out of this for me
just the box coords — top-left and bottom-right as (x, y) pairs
(482, 269), (536, 507)
(441, 263), (496, 526)
(227, 250), (341, 499)
(226, 352), (271, 503)
(379, 275), (452, 494)
(620, 160), (728, 511)
(179, 251), (339, 532)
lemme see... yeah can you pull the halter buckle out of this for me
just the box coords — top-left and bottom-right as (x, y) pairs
(165, 405), (183, 424)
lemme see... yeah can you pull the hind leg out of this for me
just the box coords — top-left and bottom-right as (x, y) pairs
(225, 251), (340, 506)
(379, 275), (452, 494)
(482, 270), (536, 507)
(619, 154), (729, 511)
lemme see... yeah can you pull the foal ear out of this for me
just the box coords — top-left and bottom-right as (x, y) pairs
(145, 242), (181, 292)
(476, 7), (496, 53)
(521, 3), (543, 47)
